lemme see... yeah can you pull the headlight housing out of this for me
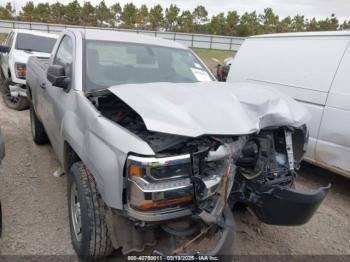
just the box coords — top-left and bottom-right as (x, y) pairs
(126, 154), (193, 211)
(15, 63), (26, 79)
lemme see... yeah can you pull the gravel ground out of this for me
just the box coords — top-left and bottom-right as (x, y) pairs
(0, 97), (350, 258)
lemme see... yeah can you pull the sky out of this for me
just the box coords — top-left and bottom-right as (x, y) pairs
(5, 0), (350, 21)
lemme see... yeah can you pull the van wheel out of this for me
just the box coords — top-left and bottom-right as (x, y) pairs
(29, 105), (49, 145)
(1, 79), (29, 111)
(68, 162), (113, 261)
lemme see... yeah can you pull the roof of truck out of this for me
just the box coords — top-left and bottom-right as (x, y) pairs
(251, 31), (350, 39)
(67, 28), (188, 50)
(11, 29), (58, 38)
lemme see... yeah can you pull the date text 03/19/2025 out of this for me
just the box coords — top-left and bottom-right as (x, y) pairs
(127, 256), (220, 261)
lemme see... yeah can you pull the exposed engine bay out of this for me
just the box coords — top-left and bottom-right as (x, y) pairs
(88, 90), (329, 255)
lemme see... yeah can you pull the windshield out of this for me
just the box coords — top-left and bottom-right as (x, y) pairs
(84, 40), (214, 91)
(15, 33), (56, 53)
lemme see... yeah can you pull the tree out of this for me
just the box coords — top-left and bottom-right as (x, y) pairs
(192, 5), (208, 32)
(111, 3), (122, 26)
(306, 18), (319, 31)
(136, 5), (149, 30)
(149, 4), (163, 31)
(80, 1), (96, 26)
(291, 15), (305, 32)
(33, 3), (50, 22)
(0, 2), (346, 36)
(19, 1), (34, 22)
(225, 11), (240, 35)
(340, 20), (350, 30)
(164, 4), (180, 31)
(179, 11), (193, 33)
(64, 0), (81, 25)
(318, 14), (339, 31)
(0, 2), (15, 20)
(277, 16), (292, 32)
(208, 13), (226, 35)
(121, 3), (137, 29)
(238, 11), (260, 36)
(96, 0), (113, 27)
(259, 8), (279, 34)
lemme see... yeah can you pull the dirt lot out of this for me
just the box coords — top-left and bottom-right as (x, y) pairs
(1, 97), (350, 258)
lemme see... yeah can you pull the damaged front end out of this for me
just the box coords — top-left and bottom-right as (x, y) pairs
(120, 135), (244, 255)
(232, 126), (331, 226)
(88, 89), (330, 255)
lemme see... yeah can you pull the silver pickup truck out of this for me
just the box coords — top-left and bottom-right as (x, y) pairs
(26, 29), (330, 259)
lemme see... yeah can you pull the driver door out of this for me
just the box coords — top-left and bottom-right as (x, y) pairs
(40, 35), (74, 156)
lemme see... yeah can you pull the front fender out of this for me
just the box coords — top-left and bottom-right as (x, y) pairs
(61, 94), (155, 210)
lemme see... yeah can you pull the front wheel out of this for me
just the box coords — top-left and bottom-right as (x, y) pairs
(1, 79), (29, 110)
(68, 162), (113, 261)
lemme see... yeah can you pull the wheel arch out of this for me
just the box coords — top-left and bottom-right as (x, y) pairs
(63, 141), (81, 175)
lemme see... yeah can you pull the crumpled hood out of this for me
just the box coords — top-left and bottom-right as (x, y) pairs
(108, 82), (310, 137)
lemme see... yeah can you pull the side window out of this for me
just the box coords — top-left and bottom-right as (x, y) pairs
(53, 36), (73, 78)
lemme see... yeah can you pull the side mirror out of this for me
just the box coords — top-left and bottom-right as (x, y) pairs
(47, 65), (70, 89)
(0, 45), (10, 53)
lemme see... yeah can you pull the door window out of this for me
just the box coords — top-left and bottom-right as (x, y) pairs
(53, 36), (73, 78)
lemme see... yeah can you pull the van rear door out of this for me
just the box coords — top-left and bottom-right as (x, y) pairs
(227, 35), (350, 162)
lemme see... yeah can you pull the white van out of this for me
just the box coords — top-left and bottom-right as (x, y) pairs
(227, 31), (350, 178)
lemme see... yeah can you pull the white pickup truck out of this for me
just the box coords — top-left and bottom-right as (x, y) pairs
(0, 29), (57, 110)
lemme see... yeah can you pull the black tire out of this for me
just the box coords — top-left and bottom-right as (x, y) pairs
(68, 162), (113, 261)
(29, 105), (49, 145)
(1, 78), (29, 111)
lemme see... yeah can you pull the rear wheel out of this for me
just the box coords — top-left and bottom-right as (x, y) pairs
(29, 105), (49, 145)
(1, 79), (29, 111)
(68, 162), (113, 261)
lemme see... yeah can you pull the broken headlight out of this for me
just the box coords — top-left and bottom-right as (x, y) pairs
(126, 155), (193, 211)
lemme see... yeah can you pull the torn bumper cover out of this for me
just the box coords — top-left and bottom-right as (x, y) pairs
(120, 141), (241, 255)
(248, 183), (331, 226)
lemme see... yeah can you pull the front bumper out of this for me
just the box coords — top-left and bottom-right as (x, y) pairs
(9, 84), (27, 98)
(248, 183), (331, 226)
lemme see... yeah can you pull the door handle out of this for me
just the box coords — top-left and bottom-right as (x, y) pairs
(40, 82), (46, 89)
